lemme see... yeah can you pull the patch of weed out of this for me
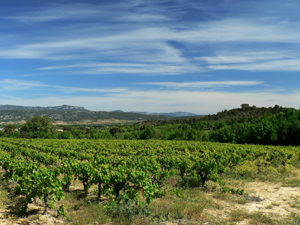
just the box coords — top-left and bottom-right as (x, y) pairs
(248, 211), (274, 224)
(229, 209), (249, 222)
(58, 191), (109, 225)
(177, 176), (202, 188)
(282, 213), (300, 224)
(271, 202), (280, 206)
(106, 200), (151, 219)
(282, 179), (300, 187)
(68, 203), (109, 225)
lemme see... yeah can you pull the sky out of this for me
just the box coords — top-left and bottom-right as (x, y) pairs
(0, 0), (300, 114)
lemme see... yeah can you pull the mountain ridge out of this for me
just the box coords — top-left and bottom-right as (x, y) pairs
(0, 104), (201, 124)
(0, 110), (173, 124)
(0, 105), (199, 117)
(0, 104), (89, 112)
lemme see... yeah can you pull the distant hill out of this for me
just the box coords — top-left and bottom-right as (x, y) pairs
(0, 104), (89, 112)
(174, 104), (288, 123)
(203, 104), (285, 122)
(131, 111), (199, 117)
(0, 110), (172, 124)
(161, 112), (200, 117)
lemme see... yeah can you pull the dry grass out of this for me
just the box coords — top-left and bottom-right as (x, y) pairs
(1, 166), (300, 225)
(0, 171), (10, 209)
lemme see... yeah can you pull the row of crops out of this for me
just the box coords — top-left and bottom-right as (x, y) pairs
(0, 138), (299, 215)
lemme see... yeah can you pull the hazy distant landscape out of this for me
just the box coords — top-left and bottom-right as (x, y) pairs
(0, 104), (203, 125)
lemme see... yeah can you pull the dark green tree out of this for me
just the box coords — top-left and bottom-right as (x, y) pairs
(4, 124), (16, 136)
(140, 126), (157, 140)
(20, 116), (54, 134)
(109, 127), (122, 136)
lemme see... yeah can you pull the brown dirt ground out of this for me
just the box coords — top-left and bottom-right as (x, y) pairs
(204, 181), (300, 224)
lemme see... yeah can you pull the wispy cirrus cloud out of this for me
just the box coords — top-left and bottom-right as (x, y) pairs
(199, 51), (295, 64)
(209, 58), (300, 72)
(139, 81), (264, 88)
(0, 79), (46, 90)
(1, 16), (300, 74)
(3, 1), (172, 24)
(4, 5), (101, 23)
(38, 61), (200, 75)
(200, 51), (300, 72)
(1, 0), (300, 113)
(0, 79), (127, 93)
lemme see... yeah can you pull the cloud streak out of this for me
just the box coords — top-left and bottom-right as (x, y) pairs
(0, 79), (127, 93)
(0, 0), (300, 113)
(139, 81), (264, 88)
(1, 8), (300, 73)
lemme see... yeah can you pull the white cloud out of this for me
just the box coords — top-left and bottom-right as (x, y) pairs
(200, 51), (295, 64)
(209, 58), (300, 72)
(199, 51), (300, 72)
(0, 79), (128, 93)
(1, 8), (300, 76)
(4, 4), (103, 23)
(38, 57), (200, 75)
(0, 79), (46, 90)
(1, 17), (300, 61)
(140, 81), (263, 88)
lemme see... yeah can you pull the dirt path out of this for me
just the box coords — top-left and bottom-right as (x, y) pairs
(202, 180), (300, 224)
(241, 182), (300, 216)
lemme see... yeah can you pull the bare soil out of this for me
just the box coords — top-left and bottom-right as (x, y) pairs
(204, 181), (300, 224)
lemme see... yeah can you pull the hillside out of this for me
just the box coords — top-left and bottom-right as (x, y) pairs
(0, 110), (172, 124)
(0, 104), (89, 112)
(144, 104), (286, 126)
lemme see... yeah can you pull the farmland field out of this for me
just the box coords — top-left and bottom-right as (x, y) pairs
(1, 138), (300, 224)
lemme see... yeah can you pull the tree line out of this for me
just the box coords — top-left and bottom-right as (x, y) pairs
(2, 106), (300, 146)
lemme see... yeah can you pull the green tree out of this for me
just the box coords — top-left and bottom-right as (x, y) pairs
(20, 116), (54, 135)
(4, 124), (16, 136)
(109, 127), (122, 137)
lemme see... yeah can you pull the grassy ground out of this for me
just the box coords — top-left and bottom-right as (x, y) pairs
(1, 165), (300, 224)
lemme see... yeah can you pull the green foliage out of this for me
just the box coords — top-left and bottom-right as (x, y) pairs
(58, 131), (73, 139)
(221, 186), (244, 195)
(0, 137), (299, 219)
(57, 204), (66, 216)
(140, 125), (157, 139)
(20, 116), (54, 134)
(4, 124), (16, 136)
(31, 131), (46, 138)
(109, 127), (122, 136)
(177, 176), (202, 188)
(7, 104), (300, 147)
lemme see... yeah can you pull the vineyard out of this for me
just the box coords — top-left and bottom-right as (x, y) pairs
(0, 138), (300, 224)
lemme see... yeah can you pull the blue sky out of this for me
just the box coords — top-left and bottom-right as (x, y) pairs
(0, 0), (300, 114)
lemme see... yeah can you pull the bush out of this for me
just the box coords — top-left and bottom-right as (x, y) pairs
(177, 177), (202, 188)
(18, 131), (31, 139)
(140, 126), (157, 140)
